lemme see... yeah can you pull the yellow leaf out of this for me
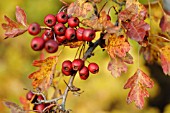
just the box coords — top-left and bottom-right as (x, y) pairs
(28, 56), (58, 92)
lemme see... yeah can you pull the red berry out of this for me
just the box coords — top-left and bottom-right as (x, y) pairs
(44, 14), (56, 27)
(57, 35), (66, 44)
(26, 91), (34, 100)
(65, 28), (76, 40)
(76, 27), (85, 41)
(107, 15), (111, 21)
(37, 95), (44, 101)
(72, 59), (84, 71)
(34, 104), (45, 113)
(45, 39), (58, 53)
(79, 66), (89, 80)
(88, 63), (99, 74)
(56, 12), (68, 24)
(41, 30), (53, 41)
(31, 37), (45, 51)
(68, 17), (79, 27)
(28, 23), (41, 35)
(83, 29), (95, 42)
(62, 60), (72, 72)
(62, 68), (72, 76)
(54, 23), (66, 35)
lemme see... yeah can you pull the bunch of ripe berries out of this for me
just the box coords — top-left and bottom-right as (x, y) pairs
(28, 12), (96, 53)
(28, 12), (99, 78)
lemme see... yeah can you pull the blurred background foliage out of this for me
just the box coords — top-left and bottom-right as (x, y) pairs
(0, 0), (170, 113)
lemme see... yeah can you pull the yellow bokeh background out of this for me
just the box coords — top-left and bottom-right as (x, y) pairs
(0, 0), (170, 113)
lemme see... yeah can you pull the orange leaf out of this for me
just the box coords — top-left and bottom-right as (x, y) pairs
(124, 69), (154, 109)
(105, 34), (130, 59)
(29, 56), (58, 92)
(160, 45), (170, 75)
(82, 11), (119, 33)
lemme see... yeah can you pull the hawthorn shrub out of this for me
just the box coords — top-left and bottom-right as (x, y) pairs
(1, 0), (170, 113)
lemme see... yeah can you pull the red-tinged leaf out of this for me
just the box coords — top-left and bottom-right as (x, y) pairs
(67, 2), (93, 17)
(2, 6), (28, 39)
(159, 14), (170, 32)
(107, 57), (128, 78)
(122, 53), (134, 64)
(118, 3), (149, 42)
(29, 56), (58, 92)
(3, 101), (26, 113)
(16, 6), (27, 27)
(160, 45), (170, 75)
(122, 17), (150, 42)
(105, 34), (130, 59)
(124, 69), (154, 109)
(82, 11), (119, 33)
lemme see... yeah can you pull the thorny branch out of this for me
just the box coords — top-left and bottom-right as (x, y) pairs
(32, 32), (105, 112)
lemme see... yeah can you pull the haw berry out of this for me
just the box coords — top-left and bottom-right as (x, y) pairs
(54, 23), (66, 35)
(79, 66), (89, 80)
(34, 104), (45, 113)
(88, 63), (99, 74)
(72, 59), (84, 71)
(37, 95), (44, 101)
(65, 28), (76, 40)
(107, 15), (111, 21)
(45, 39), (58, 53)
(62, 68), (72, 76)
(57, 35), (66, 44)
(83, 29), (96, 42)
(31, 37), (45, 51)
(68, 17), (79, 27)
(62, 60), (72, 72)
(76, 27), (85, 41)
(28, 23), (41, 35)
(56, 12), (68, 24)
(41, 30), (53, 41)
(26, 91), (34, 100)
(44, 14), (56, 27)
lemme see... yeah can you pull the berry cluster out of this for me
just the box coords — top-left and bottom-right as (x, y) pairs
(26, 91), (50, 112)
(28, 12), (96, 53)
(62, 59), (99, 80)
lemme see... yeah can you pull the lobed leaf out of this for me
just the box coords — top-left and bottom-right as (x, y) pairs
(82, 11), (119, 33)
(4, 101), (26, 113)
(2, 6), (28, 39)
(105, 34), (131, 59)
(28, 56), (58, 92)
(107, 57), (128, 78)
(160, 45), (170, 76)
(124, 69), (154, 109)
(16, 6), (28, 27)
(67, 2), (93, 17)
(159, 14), (170, 32)
(118, 2), (150, 42)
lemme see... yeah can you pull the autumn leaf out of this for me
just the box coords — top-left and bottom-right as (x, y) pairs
(160, 45), (170, 76)
(107, 57), (128, 78)
(28, 56), (58, 92)
(4, 101), (26, 113)
(159, 14), (170, 32)
(2, 6), (28, 39)
(124, 69), (154, 109)
(118, 3), (150, 42)
(64, 40), (84, 48)
(67, 1), (93, 17)
(82, 11), (119, 33)
(105, 34), (130, 59)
